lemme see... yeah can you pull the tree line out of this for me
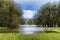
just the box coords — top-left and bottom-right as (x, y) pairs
(1, 0), (60, 28)
(34, 2), (60, 27)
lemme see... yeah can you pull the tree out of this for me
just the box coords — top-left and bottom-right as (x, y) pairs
(34, 3), (52, 27)
(56, 2), (60, 27)
(34, 2), (60, 27)
(0, 0), (23, 28)
(25, 20), (33, 25)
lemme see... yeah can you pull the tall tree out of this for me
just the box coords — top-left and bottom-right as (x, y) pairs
(0, 0), (23, 28)
(34, 2), (60, 27)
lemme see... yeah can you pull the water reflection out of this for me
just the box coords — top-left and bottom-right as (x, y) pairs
(20, 25), (44, 34)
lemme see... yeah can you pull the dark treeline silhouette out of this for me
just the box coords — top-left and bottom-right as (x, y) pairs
(34, 2), (60, 27)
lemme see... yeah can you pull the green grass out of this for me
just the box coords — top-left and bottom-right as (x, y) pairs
(0, 27), (60, 40)
(0, 33), (60, 40)
(0, 27), (19, 33)
(44, 27), (60, 33)
(0, 27), (8, 30)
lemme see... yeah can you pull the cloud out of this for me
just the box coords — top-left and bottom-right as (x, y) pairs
(13, 0), (59, 19)
(23, 10), (37, 19)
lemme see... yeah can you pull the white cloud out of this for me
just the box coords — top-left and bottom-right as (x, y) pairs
(23, 10), (36, 19)
(13, 0), (59, 19)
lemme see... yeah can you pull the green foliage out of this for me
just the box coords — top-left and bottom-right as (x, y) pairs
(26, 20), (33, 25)
(19, 18), (25, 25)
(0, 0), (23, 28)
(34, 2), (60, 27)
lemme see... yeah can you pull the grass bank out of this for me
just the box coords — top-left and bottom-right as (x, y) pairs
(0, 33), (60, 40)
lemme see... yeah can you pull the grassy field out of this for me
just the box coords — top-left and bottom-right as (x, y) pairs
(0, 27), (60, 40)
(0, 33), (60, 40)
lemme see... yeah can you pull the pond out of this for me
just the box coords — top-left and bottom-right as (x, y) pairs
(19, 25), (45, 34)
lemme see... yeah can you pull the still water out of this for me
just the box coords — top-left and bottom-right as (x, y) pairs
(19, 25), (45, 34)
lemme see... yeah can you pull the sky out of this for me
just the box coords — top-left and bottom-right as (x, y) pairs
(23, 10), (36, 19)
(13, 0), (59, 19)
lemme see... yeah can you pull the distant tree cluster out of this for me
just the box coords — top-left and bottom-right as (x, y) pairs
(26, 19), (33, 25)
(34, 2), (60, 27)
(0, 0), (24, 28)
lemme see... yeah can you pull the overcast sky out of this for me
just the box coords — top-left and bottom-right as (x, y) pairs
(13, 0), (59, 19)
